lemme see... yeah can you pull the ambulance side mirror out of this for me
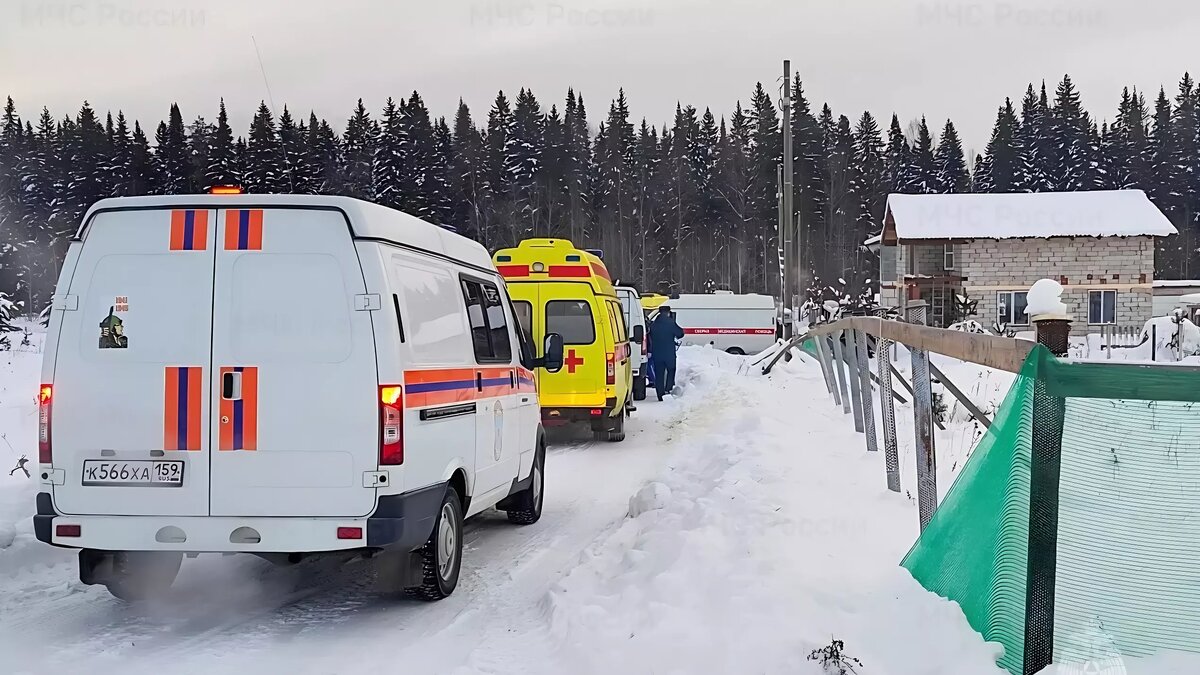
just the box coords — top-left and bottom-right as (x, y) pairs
(541, 333), (565, 373)
(631, 325), (644, 344)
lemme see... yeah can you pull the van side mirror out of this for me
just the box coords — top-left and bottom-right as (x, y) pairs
(632, 325), (644, 344)
(541, 333), (565, 373)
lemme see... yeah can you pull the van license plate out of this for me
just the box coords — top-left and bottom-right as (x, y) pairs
(82, 460), (184, 487)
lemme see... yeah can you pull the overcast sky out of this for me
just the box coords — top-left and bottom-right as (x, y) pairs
(2, 0), (1198, 156)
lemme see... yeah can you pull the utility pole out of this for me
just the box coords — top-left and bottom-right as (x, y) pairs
(782, 60), (795, 337)
(777, 165), (785, 317)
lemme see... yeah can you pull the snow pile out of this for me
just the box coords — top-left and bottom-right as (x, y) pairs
(1081, 312), (1200, 362)
(1145, 312), (1200, 356)
(1024, 278), (1068, 319)
(0, 325), (73, 580)
(948, 319), (989, 334)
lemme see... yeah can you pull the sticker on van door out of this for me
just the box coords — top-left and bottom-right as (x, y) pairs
(169, 210), (209, 251)
(224, 210), (264, 251)
(98, 307), (128, 349)
(164, 367), (203, 451)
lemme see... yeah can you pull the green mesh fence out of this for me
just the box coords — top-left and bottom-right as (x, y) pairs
(902, 345), (1200, 674)
(800, 337), (819, 358)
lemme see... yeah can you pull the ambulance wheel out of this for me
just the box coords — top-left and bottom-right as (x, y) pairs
(506, 444), (545, 525)
(726, 347), (746, 355)
(633, 375), (647, 401)
(606, 410), (626, 443)
(410, 486), (463, 601)
(101, 551), (182, 602)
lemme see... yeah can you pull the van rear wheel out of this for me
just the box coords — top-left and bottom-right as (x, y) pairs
(409, 486), (463, 601)
(506, 444), (545, 525)
(633, 374), (647, 401)
(91, 550), (182, 602)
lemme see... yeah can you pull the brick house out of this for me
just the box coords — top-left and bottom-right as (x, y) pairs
(868, 190), (1177, 334)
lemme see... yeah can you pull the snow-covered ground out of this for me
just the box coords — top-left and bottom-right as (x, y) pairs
(4, 327), (1191, 674)
(1, 332), (1007, 674)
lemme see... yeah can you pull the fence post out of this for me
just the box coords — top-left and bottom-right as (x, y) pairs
(821, 335), (843, 407)
(906, 301), (937, 531)
(845, 329), (865, 433)
(855, 329), (878, 452)
(830, 333), (851, 414)
(812, 331), (836, 396)
(1022, 313), (1071, 675)
(877, 334), (901, 492)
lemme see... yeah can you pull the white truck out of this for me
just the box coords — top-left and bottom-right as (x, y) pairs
(35, 193), (564, 602)
(666, 292), (778, 355)
(615, 286), (648, 400)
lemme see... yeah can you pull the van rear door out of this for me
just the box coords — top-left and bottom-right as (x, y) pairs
(539, 284), (607, 404)
(51, 208), (217, 516)
(208, 208), (379, 518)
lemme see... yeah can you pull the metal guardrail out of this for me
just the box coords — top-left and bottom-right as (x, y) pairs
(806, 316), (1035, 374)
(762, 304), (1034, 532)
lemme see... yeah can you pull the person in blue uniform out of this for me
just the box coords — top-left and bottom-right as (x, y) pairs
(648, 304), (685, 401)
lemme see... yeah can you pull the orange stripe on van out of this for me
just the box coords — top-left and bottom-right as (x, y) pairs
(224, 210), (265, 251)
(403, 367), (517, 409)
(169, 210), (207, 251)
(164, 367), (202, 451)
(164, 367), (180, 450)
(219, 368), (234, 452)
(186, 367), (203, 451)
(241, 367), (259, 451)
(219, 366), (258, 451)
(247, 209), (264, 250)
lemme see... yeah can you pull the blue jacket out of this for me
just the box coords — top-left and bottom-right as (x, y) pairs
(648, 312), (684, 362)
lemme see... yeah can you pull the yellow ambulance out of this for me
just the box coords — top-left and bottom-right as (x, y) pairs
(495, 239), (635, 442)
(640, 293), (670, 313)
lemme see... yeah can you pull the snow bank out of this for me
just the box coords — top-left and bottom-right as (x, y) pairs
(0, 327), (73, 578)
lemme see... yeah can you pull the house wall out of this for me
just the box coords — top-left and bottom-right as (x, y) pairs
(959, 237), (1156, 335)
(879, 243), (958, 312)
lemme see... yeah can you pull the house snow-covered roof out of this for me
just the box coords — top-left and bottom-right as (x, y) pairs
(1153, 280), (1200, 289)
(882, 190), (1177, 242)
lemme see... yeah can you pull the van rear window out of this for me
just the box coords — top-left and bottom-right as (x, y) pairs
(546, 300), (595, 345)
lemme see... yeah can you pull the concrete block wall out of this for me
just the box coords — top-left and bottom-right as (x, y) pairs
(959, 237), (1156, 335)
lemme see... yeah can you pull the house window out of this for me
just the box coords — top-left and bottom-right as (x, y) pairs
(943, 243), (955, 271)
(1089, 290), (1117, 325)
(997, 291), (1029, 326)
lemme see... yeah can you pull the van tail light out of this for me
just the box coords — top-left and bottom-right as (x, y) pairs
(641, 337), (647, 356)
(38, 384), (52, 463)
(606, 354), (615, 385)
(379, 385), (404, 465)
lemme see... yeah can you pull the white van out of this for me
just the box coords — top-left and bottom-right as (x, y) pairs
(34, 194), (564, 602)
(666, 292), (778, 355)
(615, 286), (647, 401)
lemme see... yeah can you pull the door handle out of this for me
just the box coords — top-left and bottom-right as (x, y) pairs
(222, 371), (243, 400)
(475, 372), (483, 392)
(510, 370), (516, 388)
